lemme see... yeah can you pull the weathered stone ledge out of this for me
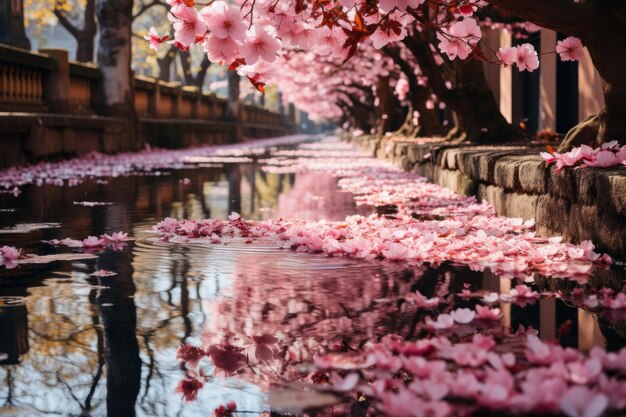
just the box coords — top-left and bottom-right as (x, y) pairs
(349, 135), (626, 260)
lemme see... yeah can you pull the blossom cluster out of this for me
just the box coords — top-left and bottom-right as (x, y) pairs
(152, 140), (612, 283)
(45, 232), (131, 252)
(496, 36), (584, 73)
(0, 245), (20, 269)
(0, 135), (310, 191)
(541, 141), (626, 172)
(317, 330), (626, 417)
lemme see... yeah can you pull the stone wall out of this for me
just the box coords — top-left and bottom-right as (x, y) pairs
(350, 135), (626, 260)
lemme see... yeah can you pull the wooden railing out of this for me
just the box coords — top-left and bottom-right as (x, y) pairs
(0, 43), (292, 134)
(0, 46), (50, 111)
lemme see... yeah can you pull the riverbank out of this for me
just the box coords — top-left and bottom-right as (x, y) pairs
(347, 134), (626, 260)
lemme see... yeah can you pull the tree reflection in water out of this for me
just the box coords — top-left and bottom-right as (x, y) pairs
(0, 143), (623, 417)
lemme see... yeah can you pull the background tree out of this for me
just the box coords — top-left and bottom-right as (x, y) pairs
(24, 0), (97, 62)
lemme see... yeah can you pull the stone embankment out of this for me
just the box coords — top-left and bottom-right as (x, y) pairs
(349, 135), (626, 260)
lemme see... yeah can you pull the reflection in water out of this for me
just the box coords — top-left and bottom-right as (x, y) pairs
(0, 145), (624, 416)
(0, 301), (29, 365)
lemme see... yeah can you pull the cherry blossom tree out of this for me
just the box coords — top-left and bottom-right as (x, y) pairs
(153, 0), (622, 147)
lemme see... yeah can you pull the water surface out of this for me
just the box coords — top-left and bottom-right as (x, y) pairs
(0, 141), (624, 416)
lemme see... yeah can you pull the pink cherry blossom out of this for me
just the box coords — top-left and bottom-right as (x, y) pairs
(177, 344), (208, 369)
(475, 305), (502, 321)
(560, 386), (609, 417)
(406, 290), (439, 309)
(204, 35), (239, 65)
(584, 147), (626, 167)
(171, 6), (207, 47)
(437, 32), (473, 60)
(496, 46), (517, 66)
(89, 269), (117, 277)
(103, 231), (130, 242)
(425, 314), (454, 330)
(144, 27), (170, 50)
(253, 334), (278, 362)
(82, 236), (105, 248)
(201, 1), (247, 42)
(515, 43), (539, 72)
(450, 308), (475, 324)
(240, 25), (281, 64)
(175, 377), (204, 403)
(0, 245), (20, 269)
(556, 36), (584, 62)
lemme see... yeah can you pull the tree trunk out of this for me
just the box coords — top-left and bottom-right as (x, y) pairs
(382, 45), (443, 137)
(55, 0), (97, 62)
(75, 34), (95, 62)
(403, 32), (520, 144)
(96, 0), (134, 116)
(375, 76), (404, 134)
(561, 11), (626, 149)
(158, 45), (177, 82)
(451, 59), (521, 143)
(227, 71), (242, 141)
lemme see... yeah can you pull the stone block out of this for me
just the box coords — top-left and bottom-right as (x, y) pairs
(61, 127), (76, 154)
(493, 156), (522, 191)
(596, 169), (626, 218)
(397, 155), (412, 171)
(548, 167), (576, 201)
(433, 166), (477, 196)
(407, 145), (422, 163)
(394, 142), (409, 157)
(573, 168), (599, 205)
(518, 158), (548, 194)
(476, 184), (505, 211)
(536, 195), (570, 238)
(501, 192), (538, 221)
(413, 162), (434, 179)
(567, 203), (597, 243)
(442, 148), (461, 170)
(595, 212), (626, 258)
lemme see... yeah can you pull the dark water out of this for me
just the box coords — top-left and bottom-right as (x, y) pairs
(0, 143), (624, 417)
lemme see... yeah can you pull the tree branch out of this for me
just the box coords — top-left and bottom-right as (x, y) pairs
(486, 0), (592, 38)
(53, 7), (81, 39)
(133, 0), (167, 21)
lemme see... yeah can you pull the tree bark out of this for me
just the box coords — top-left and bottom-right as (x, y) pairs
(157, 44), (177, 81)
(227, 71), (242, 140)
(374, 75), (405, 134)
(179, 50), (211, 88)
(451, 58), (521, 143)
(55, 0), (97, 62)
(487, 0), (626, 149)
(382, 46), (443, 137)
(96, 0), (134, 116)
(403, 32), (520, 144)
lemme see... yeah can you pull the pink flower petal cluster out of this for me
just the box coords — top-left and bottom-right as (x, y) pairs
(144, 27), (170, 50)
(541, 141), (626, 171)
(498, 43), (539, 72)
(170, 6), (207, 47)
(556, 36), (584, 62)
(0, 245), (20, 269)
(0, 135), (310, 191)
(45, 231), (131, 252)
(437, 18), (481, 60)
(317, 331), (625, 417)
